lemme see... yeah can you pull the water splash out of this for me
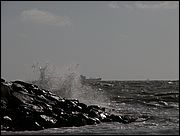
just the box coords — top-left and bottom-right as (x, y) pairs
(54, 64), (109, 105)
(31, 63), (109, 105)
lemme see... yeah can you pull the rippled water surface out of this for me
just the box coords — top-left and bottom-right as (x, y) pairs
(2, 80), (179, 135)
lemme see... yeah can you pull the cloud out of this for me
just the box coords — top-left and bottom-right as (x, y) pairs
(108, 1), (179, 10)
(21, 9), (71, 26)
(135, 1), (179, 10)
(108, 1), (119, 9)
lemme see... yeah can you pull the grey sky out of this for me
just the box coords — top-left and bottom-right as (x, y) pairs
(1, 1), (179, 81)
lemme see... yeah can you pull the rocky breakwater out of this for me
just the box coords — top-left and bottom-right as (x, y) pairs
(1, 78), (147, 131)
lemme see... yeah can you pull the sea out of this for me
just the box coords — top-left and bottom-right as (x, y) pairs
(1, 79), (179, 135)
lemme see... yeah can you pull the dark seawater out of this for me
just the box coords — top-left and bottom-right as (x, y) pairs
(1, 80), (179, 135)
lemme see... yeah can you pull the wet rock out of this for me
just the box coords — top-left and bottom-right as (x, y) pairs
(12, 91), (34, 104)
(33, 88), (48, 96)
(109, 114), (124, 123)
(66, 113), (86, 127)
(1, 78), (140, 131)
(88, 105), (102, 110)
(13, 114), (43, 131)
(1, 82), (12, 101)
(29, 104), (44, 113)
(11, 83), (28, 93)
(88, 109), (100, 118)
(13, 81), (33, 88)
(86, 117), (97, 125)
(1, 99), (7, 110)
(101, 117), (113, 122)
(2, 116), (12, 130)
(1, 78), (5, 82)
(77, 103), (88, 112)
(68, 99), (79, 104)
(37, 115), (57, 128)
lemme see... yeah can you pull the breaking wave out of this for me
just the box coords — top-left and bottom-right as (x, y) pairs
(29, 63), (110, 105)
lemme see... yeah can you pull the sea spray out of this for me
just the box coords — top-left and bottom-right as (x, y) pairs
(53, 63), (110, 105)
(30, 63), (110, 106)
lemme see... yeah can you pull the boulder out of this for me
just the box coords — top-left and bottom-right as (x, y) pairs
(1, 79), (146, 131)
(1, 78), (5, 82)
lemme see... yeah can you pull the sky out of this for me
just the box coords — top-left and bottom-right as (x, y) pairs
(1, 1), (179, 81)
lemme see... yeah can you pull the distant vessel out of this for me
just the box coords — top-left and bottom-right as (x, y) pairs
(80, 75), (102, 83)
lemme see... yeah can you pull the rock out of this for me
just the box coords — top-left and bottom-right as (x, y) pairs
(3, 116), (12, 123)
(55, 115), (69, 127)
(78, 102), (87, 109)
(67, 113), (85, 127)
(1, 79), (141, 131)
(13, 114), (43, 131)
(88, 105), (102, 110)
(11, 83), (28, 93)
(13, 80), (33, 88)
(37, 115), (57, 128)
(109, 114), (124, 123)
(101, 117), (113, 122)
(1, 100), (7, 119)
(1, 78), (5, 82)
(12, 91), (34, 104)
(1, 116), (12, 130)
(88, 109), (100, 118)
(1, 82), (12, 101)
(86, 117), (97, 125)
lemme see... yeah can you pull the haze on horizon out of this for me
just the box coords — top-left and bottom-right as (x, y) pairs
(1, 1), (179, 81)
